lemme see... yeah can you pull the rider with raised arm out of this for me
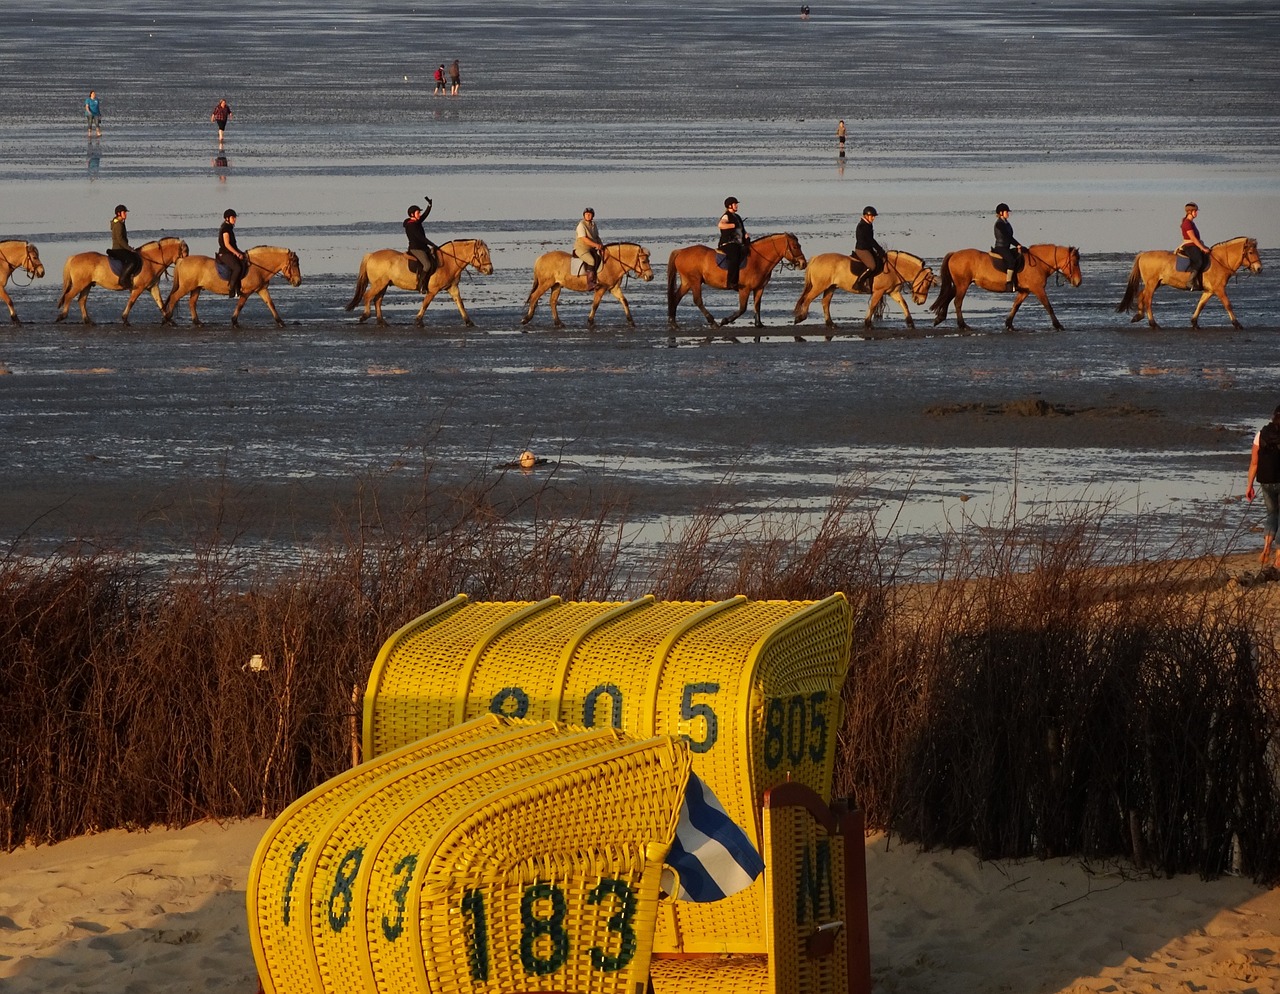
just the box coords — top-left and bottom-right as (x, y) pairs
(718, 197), (748, 290)
(108, 205), (142, 290)
(404, 199), (438, 292)
(1180, 202), (1210, 292)
(217, 209), (248, 298)
(852, 206), (885, 292)
(574, 207), (604, 290)
(994, 203), (1024, 291)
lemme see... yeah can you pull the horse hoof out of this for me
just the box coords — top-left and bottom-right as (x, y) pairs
(1233, 321), (1243, 330)
(357, 315), (368, 325)
(794, 336), (806, 343)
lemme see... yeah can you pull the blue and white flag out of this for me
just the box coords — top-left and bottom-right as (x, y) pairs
(664, 771), (764, 902)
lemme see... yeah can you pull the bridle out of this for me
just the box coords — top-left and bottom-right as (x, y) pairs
(5, 242), (39, 286)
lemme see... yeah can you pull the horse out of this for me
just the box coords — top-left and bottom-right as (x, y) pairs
(929, 244), (1082, 332)
(0, 240), (45, 325)
(1116, 236), (1262, 329)
(55, 236), (189, 326)
(344, 239), (493, 327)
(521, 242), (654, 329)
(163, 246), (302, 328)
(794, 249), (935, 339)
(666, 232), (806, 339)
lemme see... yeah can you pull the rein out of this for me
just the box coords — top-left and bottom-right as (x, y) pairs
(6, 242), (38, 287)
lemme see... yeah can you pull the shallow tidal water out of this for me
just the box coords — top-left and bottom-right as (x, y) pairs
(0, 0), (1277, 567)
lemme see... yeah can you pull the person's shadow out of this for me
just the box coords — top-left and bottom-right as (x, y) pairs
(87, 150), (101, 182)
(212, 154), (231, 184)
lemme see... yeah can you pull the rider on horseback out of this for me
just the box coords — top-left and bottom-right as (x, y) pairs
(218, 209), (248, 298)
(107, 205), (142, 290)
(993, 203), (1024, 291)
(574, 207), (604, 291)
(717, 197), (749, 290)
(404, 200), (438, 293)
(1179, 202), (1210, 292)
(851, 206), (886, 292)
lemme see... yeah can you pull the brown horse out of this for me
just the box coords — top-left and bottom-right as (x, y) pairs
(55, 236), (189, 326)
(794, 249), (935, 338)
(344, 239), (493, 327)
(163, 245), (302, 328)
(1116, 236), (1262, 329)
(667, 232), (806, 336)
(521, 242), (654, 329)
(930, 244), (1082, 331)
(0, 240), (45, 325)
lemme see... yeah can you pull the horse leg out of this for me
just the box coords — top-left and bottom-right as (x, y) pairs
(613, 286), (635, 327)
(793, 281), (816, 325)
(254, 288), (283, 328)
(161, 282), (182, 325)
(189, 289), (204, 328)
(549, 286), (565, 329)
(1004, 289), (1029, 331)
(951, 282), (970, 331)
(446, 285), (475, 327)
(521, 280), (549, 326)
(864, 288), (885, 331)
(416, 284), (444, 327)
(0, 284), (17, 325)
(585, 286), (605, 327)
(751, 287), (764, 329)
(690, 281), (718, 328)
(821, 288), (839, 332)
(77, 287), (94, 326)
(892, 289), (915, 329)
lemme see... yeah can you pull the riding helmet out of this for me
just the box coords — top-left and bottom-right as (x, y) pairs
(724, 196), (739, 209)
(584, 207), (595, 214)
(862, 206), (878, 216)
(1185, 202), (1199, 212)
(224, 209), (237, 220)
(996, 203), (1010, 213)
(114, 204), (128, 214)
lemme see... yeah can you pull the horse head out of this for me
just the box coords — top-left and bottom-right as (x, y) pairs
(633, 245), (654, 282)
(285, 251), (302, 286)
(473, 240), (494, 275)
(1062, 246), (1083, 287)
(1243, 238), (1263, 274)
(911, 266), (935, 305)
(24, 243), (44, 279)
(784, 232), (807, 270)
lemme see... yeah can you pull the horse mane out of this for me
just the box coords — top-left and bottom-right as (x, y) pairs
(889, 249), (923, 267)
(1213, 235), (1252, 250)
(139, 236), (184, 250)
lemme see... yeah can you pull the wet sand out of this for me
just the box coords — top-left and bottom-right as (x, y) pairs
(0, 0), (1277, 560)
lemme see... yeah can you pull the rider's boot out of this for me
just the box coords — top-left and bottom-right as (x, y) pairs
(586, 266), (599, 290)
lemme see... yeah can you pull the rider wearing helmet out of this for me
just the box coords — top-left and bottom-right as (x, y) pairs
(404, 199), (438, 293)
(1180, 202), (1209, 292)
(851, 206), (886, 292)
(717, 197), (749, 290)
(107, 205), (142, 290)
(217, 208), (248, 298)
(574, 207), (605, 291)
(993, 203), (1024, 291)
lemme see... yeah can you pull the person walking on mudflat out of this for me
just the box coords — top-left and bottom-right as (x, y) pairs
(1246, 404), (1280, 568)
(449, 59), (461, 95)
(574, 207), (605, 290)
(107, 205), (141, 289)
(84, 90), (102, 138)
(1179, 202), (1210, 292)
(836, 119), (846, 156)
(211, 99), (232, 147)
(433, 64), (446, 96)
(404, 199), (438, 292)
(217, 209), (248, 298)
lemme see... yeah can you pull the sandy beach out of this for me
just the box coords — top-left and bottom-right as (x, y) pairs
(1, 816), (1277, 994)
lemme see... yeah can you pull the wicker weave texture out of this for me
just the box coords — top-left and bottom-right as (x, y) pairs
(362, 594), (853, 957)
(250, 716), (690, 994)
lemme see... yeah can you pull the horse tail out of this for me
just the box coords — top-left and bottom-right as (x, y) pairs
(929, 254), (956, 319)
(56, 265), (75, 310)
(345, 255), (369, 311)
(666, 249), (681, 322)
(1115, 256), (1142, 313)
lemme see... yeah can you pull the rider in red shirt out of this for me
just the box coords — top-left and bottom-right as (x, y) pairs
(1180, 202), (1210, 292)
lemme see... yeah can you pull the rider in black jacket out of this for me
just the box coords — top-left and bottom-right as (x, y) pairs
(404, 200), (438, 292)
(994, 203), (1024, 291)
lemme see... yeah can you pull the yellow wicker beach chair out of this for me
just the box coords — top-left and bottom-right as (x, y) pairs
(361, 594), (858, 962)
(248, 715), (691, 994)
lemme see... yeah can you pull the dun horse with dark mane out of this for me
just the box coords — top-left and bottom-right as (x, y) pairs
(0, 240), (44, 325)
(522, 242), (653, 328)
(794, 249), (934, 338)
(1116, 236), (1261, 329)
(667, 232), (806, 339)
(930, 244), (1082, 331)
(56, 236), (188, 326)
(163, 245), (301, 327)
(345, 239), (493, 327)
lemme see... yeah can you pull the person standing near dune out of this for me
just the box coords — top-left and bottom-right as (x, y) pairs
(1246, 404), (1280, 567)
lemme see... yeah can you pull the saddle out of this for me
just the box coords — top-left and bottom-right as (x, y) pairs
(215, 258), (235, 280)
(1172, 248), (1195, 273)
(714, 243), (750, 270)
(106, 250), (135, 277)
(988, 247), (1026, 274)
(569, 257), (593, 277)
